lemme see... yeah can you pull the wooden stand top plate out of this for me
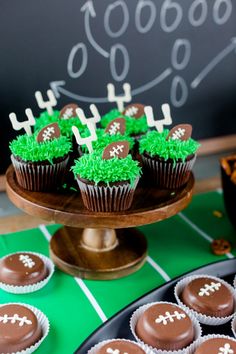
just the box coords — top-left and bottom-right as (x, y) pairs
(6, 165), (194, 229)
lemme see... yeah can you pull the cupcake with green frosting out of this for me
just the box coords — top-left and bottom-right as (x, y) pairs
(71, 146), (141, 212)
(139, 128), (200, 189)
(10, 131), (72, 191)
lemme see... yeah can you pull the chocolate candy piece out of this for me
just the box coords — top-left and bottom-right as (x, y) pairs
(59, 103), (78, 119)
(97, 340), (145, 354)
(105, 118), (126, 135)
(181, 277), (234, 317)
(211, 239), (231, 255)
(136, 303), (194, 350)
(102, 141), (130, 160)
(167, 124), (192, 141)
(0, 252), (48, 286)
(194, 337), (236, 354)
(0, 304), (42, 353)
(123, 103), (145, 119)
(36, 122), (60, 142)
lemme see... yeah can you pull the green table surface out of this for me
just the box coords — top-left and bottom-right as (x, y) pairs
(0, 190), (236, 354)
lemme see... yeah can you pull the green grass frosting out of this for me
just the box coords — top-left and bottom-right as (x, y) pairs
(34, 110), (90, 138)
(72, 151), (141, 186)
(10, 134), (72, 164)
(139, 130), (200, 162)
(100, 109), (148, 135)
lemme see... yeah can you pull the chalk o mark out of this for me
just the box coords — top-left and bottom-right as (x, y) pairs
(188, 0), (208, 27)
(170, 76), (188, 107)
(160, 0), (183, 33)
(171, 39), (191, 70)
(135, 0), (156, 34)
(67, 43), (88, 79)
(104, 0), (129, 38)
(110, 44), (130, 82)
(213, 0), (232, 25)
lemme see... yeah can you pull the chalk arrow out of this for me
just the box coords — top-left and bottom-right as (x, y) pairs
(50, 81), (66, 99)
(81, 0), (109, 58)
(191, 37), (236, 89)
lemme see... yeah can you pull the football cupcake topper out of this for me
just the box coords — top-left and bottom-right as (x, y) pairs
(123, 103), (145, 119)
(107, 83), (131, 112)
(9, 108), (35, 136)
(36, 122), (61, 142)
(35, 89), (57, 116)
(59, 103), (78, 120)
(105, 118), (126, 135)
(102, 141), (130, 160)
(145, 104), (172, 133)
(72, 105), (100, 153)
(167, 124), (192, 141)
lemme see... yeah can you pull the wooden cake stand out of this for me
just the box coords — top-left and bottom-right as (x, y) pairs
(6, 165), (194, 280)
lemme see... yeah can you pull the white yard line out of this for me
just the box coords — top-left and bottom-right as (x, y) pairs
(147, 256), (171, 282)
(178, 213), (234, 259)
(38, 224), (107, 323)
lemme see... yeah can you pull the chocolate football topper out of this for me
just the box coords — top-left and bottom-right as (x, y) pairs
(0, 304), (42, 353)
(123, 103), (145, 119)
(194, 337), (236, 354)
(59, 103), (78, 120)
(135, 303), (194, 350)
(167, 124), (192, 141)
(97, 340), (145, 354)
(105, 118), (126, 136)
(102, 141), (130, 160)
(36, 122), (60, 142)
(0, 252), (48, 286)
(181, 277), (234, 317)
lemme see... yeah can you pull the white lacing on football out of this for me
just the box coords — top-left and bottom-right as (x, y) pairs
(109, 122), (120, 135)
(42, 126), (55, 141)
(19, 254), (35, 268)
(155, 311), (186, 325)
(62, 107), (73, 119)
(218, 343), (234, 354)
(125, 106), (138, 117)
(198, 282), (222, 296)
(109, 145), (124, 157)
(171, 128), (186, 140)
(0, 314), (32, 327)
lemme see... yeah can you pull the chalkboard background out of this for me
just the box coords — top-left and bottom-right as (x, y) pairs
(1, 0), (236, 174)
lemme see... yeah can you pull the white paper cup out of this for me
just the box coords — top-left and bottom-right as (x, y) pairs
(0, 302), (50, 354)
(87, 338), (153, 354)
(191, 334), (236, 354)
(174, 274), (236, 325)
(130, 301), (202, 354)
(0, 252), (54, 294)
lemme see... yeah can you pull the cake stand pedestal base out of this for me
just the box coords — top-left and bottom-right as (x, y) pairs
(50, 226), (147, 280)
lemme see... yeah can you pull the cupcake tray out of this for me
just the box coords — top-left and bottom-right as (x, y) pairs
(75, 258), (236, 353)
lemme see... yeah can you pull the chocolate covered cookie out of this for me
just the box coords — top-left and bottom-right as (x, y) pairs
(135, 302), (195, 350)
(0, 252), (48, 286)
(0, 304), (42, 353)
(96, 340), (145, 354)
(194, 336), (236, 354)
(181, 276), (234, 317)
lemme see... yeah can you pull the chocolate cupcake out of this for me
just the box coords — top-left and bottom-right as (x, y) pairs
(139, 128), (200, 189)
(88, 339), (147, 354)
(0, 303), (49, 353)
(9, 127), (71, 191)
(131, 301), (201, 352)
(175, 275), (235, 325)
(71, 142), (141, 212)
(0, 251), (54, 294)
(193, 335), (236, 354)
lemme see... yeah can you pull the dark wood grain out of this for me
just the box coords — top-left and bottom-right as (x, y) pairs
(6, 165), (194, 229)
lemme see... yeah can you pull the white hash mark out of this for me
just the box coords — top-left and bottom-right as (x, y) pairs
(218, 343), (234, 354)
(155, 311), (186, 325)
(42, 126), (55, 141)
(109, 145), (124, 157)
(125, 106), (138, 117)
(198, 282), (221, 296)
(63, 107), (73, 119)
(106, 348), (128, 354)
(109, 122), (120, 135)
(0, 314), (32, 327)
(171, 128), (186, 140)
(19, 254), (35, 268)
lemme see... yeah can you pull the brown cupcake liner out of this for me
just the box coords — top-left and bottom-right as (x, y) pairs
(11, 154), (69, 191)
(76, 177), (139, 212)
(141, 154), (196, 189)
(174, 274), (236, 325)
(130, 301), (202, 354)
